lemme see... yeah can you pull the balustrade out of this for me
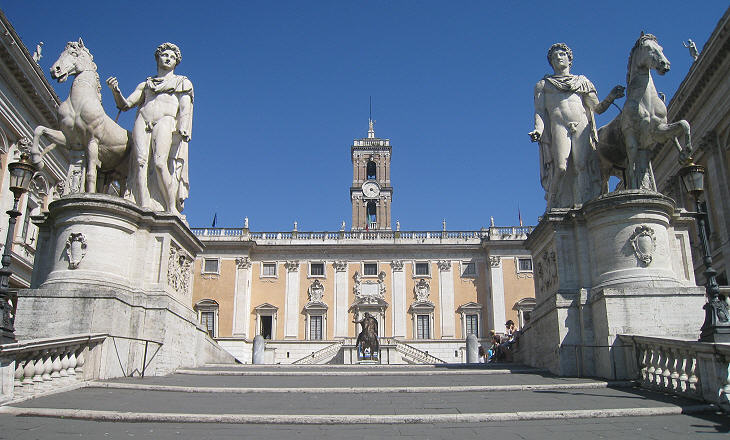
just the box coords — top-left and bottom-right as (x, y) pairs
(2, 333), (103, 401)
(619, 335), (729, 408)
(192, 227), (531, 243)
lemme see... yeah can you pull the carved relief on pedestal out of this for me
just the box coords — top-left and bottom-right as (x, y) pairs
(64, 232), (87, 269)
(235, 256), (252, 269)
(414, 278), (430, 302)
(308, 279), (325, 303)
(168, 244), (192, 296)
(437, 260), (451, 271)
(535, 247), (558, 296)
(333, 261), (348, 272)
(629, 225), (656, 266)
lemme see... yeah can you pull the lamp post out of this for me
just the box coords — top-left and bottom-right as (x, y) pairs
(679, 163), (730, 343)
(0, 153), (36, 344)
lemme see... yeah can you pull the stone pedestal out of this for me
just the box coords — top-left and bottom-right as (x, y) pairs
(14, 194), (235, 376)
(520, 191), (706, 379)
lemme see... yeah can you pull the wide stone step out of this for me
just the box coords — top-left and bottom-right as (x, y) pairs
(102, 372), (620, 389)
(2, 385), (713, 421)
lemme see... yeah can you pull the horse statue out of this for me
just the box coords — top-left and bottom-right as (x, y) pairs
(31, 39), (131, 193)
(597, 32), (692, 192)
(354, 313), (379, 360)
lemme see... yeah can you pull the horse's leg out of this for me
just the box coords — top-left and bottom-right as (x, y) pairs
(656, 120), (692, 161)
(86, 138), (100, 193)
(624, 131), (640, 189)
(32, 126), (66, 168)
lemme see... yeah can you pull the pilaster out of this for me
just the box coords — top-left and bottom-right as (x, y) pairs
(438, 260), (455, 338)
(333, 261), (348, 337)
(488, 256), (506, 333)
(391, 260), (406, 337)
(232, 256), (252, 337)
(284, 261), (300, 339)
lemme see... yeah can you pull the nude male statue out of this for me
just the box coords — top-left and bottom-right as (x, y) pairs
(529, 43), (624, 209)
(107, 43), (193, 214)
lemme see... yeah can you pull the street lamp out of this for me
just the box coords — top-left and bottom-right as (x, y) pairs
(0, 152), (36, 344)
(679, 163), (730, 343)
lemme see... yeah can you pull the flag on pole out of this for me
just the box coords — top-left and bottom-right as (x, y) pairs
(518, 205), (523, 227)
(212, 213), (217, 228)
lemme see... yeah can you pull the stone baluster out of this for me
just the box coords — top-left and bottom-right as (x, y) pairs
(59, 349), (70, 377)
(639, 344), (650, 385)
(32, 356), (44, 385)
(645, 346), (657, 388)
(22, 354), (35, 386)
(677, 349), (690, 394)
(67, 350), (77, 376)
(75, 348), (85, 376)
(14, 360), (25, 388)
(687, 354), (699, 396)
(654, 346), (666, 389)
(41, 353), (53, 383)
(51, 349), (63, 379)
(662, 348), (674, 390)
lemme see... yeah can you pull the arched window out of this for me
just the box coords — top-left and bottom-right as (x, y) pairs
(366, 201), (377, 228)
(366, 161), (377, 180)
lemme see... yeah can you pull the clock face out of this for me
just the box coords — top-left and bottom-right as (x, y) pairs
(362, 181), (380, 199)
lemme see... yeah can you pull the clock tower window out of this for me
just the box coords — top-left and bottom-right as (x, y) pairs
(366, 161), (377, 181)
(366, 201), (377, 228)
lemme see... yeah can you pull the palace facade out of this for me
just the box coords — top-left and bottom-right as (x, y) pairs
(190, 123), (535, 363)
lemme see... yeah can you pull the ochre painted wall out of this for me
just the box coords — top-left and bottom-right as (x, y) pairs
(501, 257), (536, 329)
(192, 258), (236, 337)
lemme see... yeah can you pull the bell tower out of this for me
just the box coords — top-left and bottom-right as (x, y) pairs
(350, 119), (392, 230)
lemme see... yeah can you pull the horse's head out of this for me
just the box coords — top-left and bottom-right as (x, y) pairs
(627, 32), (670, 83)
(50, 38), (97, 83)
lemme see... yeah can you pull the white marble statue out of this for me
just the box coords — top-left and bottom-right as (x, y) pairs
(32, 41), (43, 62)
(107, 43), (193, 215)
(31, 39), (132, 193)
(530, 43), (624, 209)
(683, 39), (699, 61)
(597, 33), (692, 191)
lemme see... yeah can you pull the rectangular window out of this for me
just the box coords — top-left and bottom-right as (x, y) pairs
(310, 315), (323, 340)
(310, 262), (325, 277)
(262, 262), (277, 277)
(363, 263), (378, 276)
(260, 315), (273, 339)
(465, 314), (478, 337)
(202, 258), (219, 274)
(415, 262), (430, 276)
(518, 258), (533, 272)
(417, 315), (430, 339)
(462, 262), (476, 277)
(200, 311), (215, 337)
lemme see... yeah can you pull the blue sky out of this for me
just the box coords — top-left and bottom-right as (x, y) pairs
(2, 2), (727, 230)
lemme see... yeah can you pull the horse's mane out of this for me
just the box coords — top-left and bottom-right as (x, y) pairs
(65, 41), (102, 102)
(626, 33), (658, 85)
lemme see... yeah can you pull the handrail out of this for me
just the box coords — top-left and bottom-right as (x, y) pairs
(292, 340), (344, 365)
(393, 339), (445, 364)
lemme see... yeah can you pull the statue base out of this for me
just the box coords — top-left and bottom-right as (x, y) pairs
(519, 191), (706, 379)
(14, 194), (235, 376)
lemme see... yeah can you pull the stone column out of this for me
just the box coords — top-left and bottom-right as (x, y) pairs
(438, 260), (455, 338)
(488, 256), (506, 334)
(391, 260), (406, 337)
(232, 257), (252, 337)
(284, 261), (300, 339)
(333, 261), (348, 337)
